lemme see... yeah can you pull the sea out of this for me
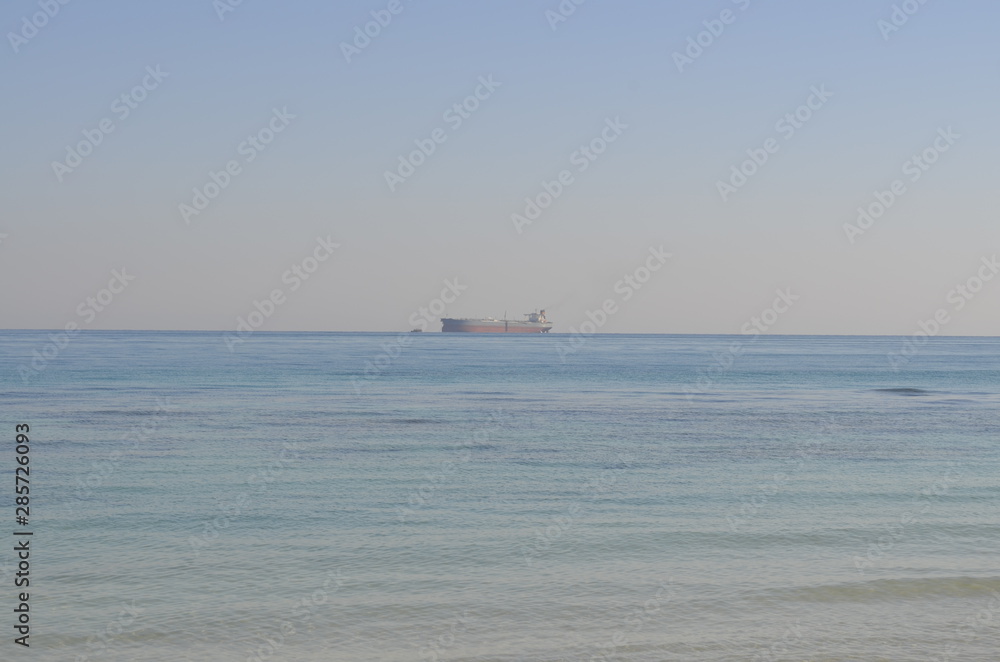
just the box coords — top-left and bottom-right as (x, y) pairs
(1, 330), (998, 661)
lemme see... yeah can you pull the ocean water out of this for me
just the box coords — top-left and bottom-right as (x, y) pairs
(1, 331), (999, 661)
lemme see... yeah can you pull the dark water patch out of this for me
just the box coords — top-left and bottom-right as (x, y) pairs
(457, 396), (541, 403)
(873, 388), (931, 396)
(85, 409), (178, 417)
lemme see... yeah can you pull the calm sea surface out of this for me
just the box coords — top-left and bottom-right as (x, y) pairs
(1, 331), (998, 661)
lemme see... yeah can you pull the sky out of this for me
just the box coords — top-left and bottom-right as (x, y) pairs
(1, 0), (998, 334)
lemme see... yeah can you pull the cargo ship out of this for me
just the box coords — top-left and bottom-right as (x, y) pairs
(441, 310), (552, 333)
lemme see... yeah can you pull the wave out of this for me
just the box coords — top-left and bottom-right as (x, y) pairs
(771, 576), (1000, 603)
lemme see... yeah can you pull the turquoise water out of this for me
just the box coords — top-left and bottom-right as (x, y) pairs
(2, 331), (999, 661)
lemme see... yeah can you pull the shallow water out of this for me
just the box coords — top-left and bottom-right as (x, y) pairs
(2, 331), (998, 660)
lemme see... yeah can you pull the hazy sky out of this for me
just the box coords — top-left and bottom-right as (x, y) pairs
(2, 0), (998, 334)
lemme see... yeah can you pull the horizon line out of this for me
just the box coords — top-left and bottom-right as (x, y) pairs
(1, 329), (998, 339)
